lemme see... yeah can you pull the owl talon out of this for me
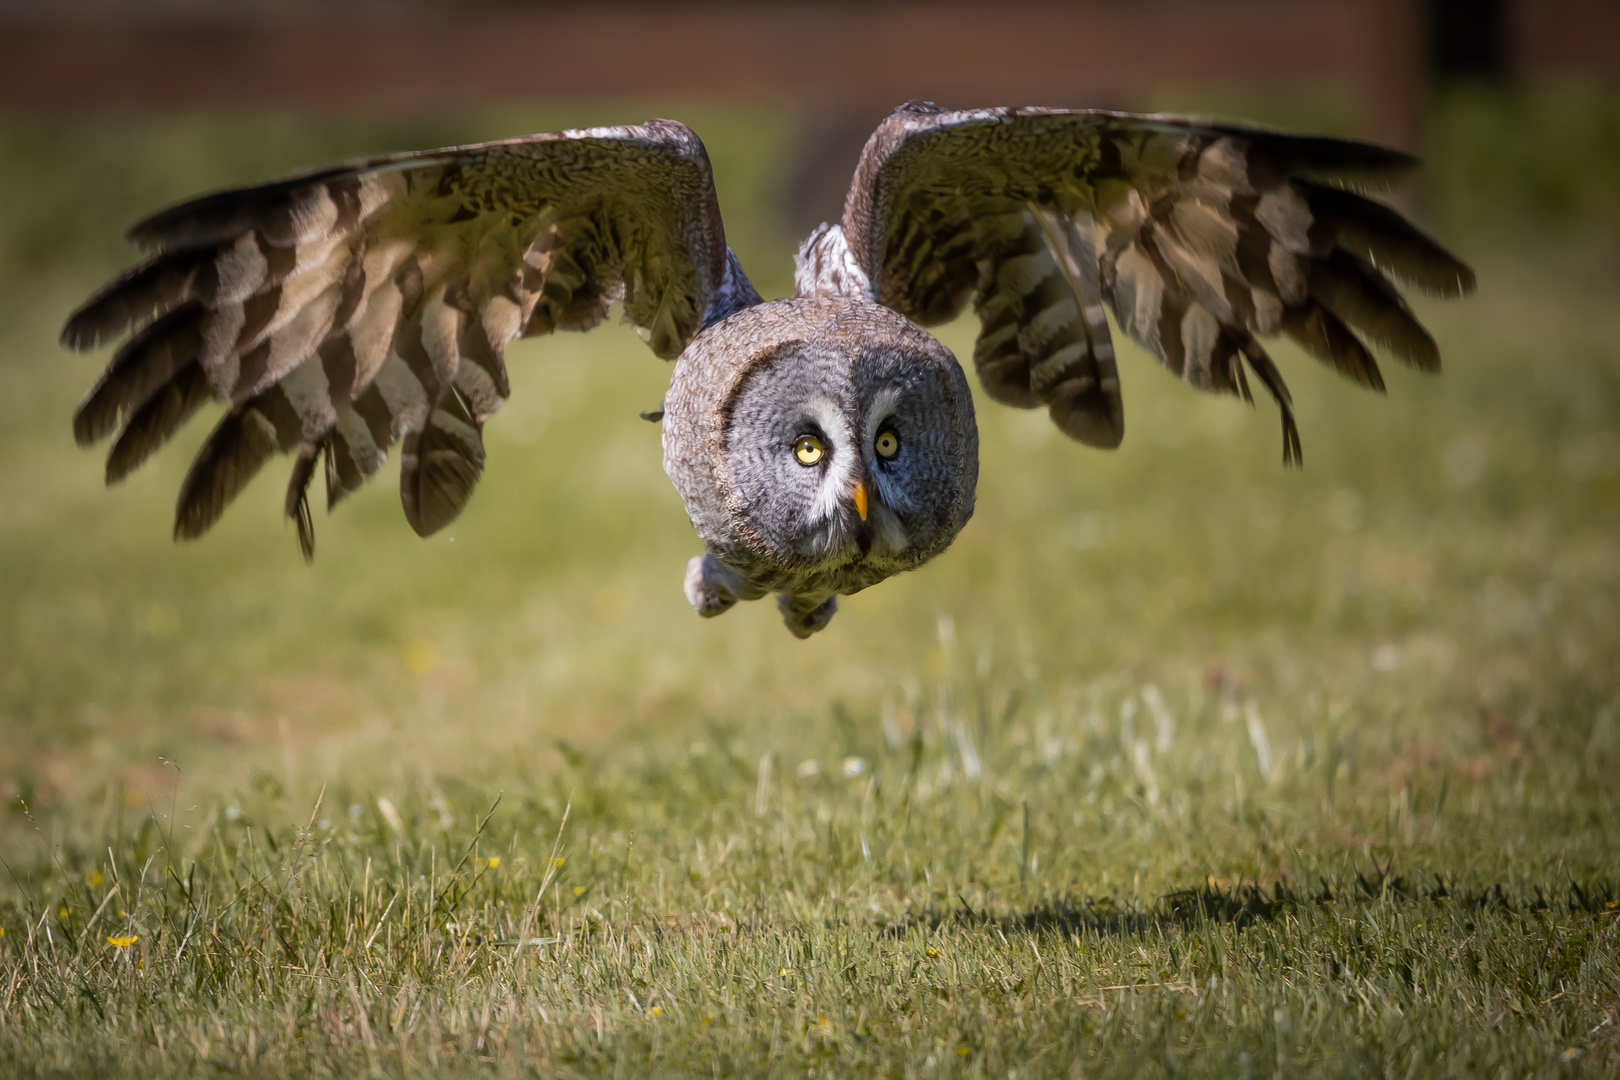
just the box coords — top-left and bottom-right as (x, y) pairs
(684, 552), (765, 618)
(778, 593), (837, 638)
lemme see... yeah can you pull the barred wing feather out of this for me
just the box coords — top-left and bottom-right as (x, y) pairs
(63, 120), (759, 555)
(838, 102), (1475, 461)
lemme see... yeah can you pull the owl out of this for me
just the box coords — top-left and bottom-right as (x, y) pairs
(62, 102), (1473, 637)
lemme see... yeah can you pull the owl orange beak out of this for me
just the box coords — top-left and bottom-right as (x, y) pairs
(851, 479), (869, 521)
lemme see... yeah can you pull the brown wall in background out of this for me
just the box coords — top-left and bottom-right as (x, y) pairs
(1511, 0), (1620, 80)
(6, 0), (1616, 149)
(1, 1), (1425, 146)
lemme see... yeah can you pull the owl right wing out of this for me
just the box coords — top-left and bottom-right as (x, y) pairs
(63, 120), (761, 555)
(816, 101), (1474, 461)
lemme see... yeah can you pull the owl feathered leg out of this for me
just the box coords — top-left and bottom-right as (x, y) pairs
(684, 552), (767, 618)
(683, 553), (837, 638)
(777, 593), (838, 639)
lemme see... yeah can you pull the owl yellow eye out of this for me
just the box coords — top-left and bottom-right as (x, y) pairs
(875, 430), (900, 459)
(793, 435), (824, 466)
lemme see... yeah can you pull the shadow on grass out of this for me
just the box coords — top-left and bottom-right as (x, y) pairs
(886, 866), (1620, 942)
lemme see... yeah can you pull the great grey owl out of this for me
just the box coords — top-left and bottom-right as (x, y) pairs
(62, 102), (1473, 637)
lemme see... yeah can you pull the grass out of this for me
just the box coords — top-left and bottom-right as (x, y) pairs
(0, 88), (1617, 1076)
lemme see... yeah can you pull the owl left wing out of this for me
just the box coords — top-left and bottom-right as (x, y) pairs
(63, 120), (759, 555)
(827, 101), (1474, 461)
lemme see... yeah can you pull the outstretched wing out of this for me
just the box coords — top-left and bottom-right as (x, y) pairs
(63, 119), (760, 554)
(823, 101), (1474, 461)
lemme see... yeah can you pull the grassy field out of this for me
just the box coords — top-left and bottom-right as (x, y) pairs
(0, 89), (1617, 1076)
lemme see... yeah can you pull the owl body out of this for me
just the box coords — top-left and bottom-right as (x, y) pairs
(663, 296), (978, 635)
(62, 102), (1472, 637)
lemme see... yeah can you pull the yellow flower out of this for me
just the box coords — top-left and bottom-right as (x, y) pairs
(647, 1006), (662, 1016)
(485, 857), (500, 869)
(0, 927), (7, 936)
(58, 907), (68, 919)
(925, 948), (939, 957)
(552, 857), (566, 868)
(778, 967), (792, 977)
(1607, 899), (1618, 910)
(89, 872), (102, 886)
(106, 935), (138, 948)
(956, 1046), (972, 1057)
(573, 885), (586, 896)
(402, 638), (439, 675)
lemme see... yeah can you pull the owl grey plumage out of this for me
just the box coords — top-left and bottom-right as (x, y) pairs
(663, 296), (976, 636)
(61, 101), (1474, 636)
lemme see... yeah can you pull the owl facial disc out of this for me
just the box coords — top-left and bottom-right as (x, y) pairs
(661, 297), (977, 604)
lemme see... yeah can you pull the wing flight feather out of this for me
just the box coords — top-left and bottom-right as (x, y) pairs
(828, 101), (1474, 461)
(64, 121), (761, 554)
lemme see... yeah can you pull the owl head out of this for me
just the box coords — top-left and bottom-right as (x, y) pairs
(664, 298), (978, 594)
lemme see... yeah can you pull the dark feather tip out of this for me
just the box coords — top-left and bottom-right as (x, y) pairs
(61, 288), (128, 351)
(285, 447), (320, 562)
(293, 495), (316, 562)
(72, 396), (116, 447)
(60, 318), (100, 352)
(1281, 414), (1303, 468)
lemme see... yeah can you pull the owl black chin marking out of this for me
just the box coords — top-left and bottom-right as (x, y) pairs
(853, 521), (875, 558)
(802, 514), (876, 567)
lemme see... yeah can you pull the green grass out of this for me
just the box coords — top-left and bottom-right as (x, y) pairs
(0, 89), (1617, 1077)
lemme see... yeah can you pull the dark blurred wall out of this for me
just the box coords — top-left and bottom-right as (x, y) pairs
(1, 0), (1612, 108)
(0, 2), (1426, 136)
(4, 0), (1616, 232)
(1431, 0), (1505, 79)
(1508, 1), (1620, 81)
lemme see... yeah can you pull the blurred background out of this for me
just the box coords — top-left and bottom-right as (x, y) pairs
(0, 0), (1616, 813)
